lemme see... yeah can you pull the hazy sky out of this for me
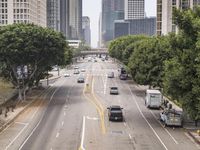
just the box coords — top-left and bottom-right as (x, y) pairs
(83, 0), (156, 48)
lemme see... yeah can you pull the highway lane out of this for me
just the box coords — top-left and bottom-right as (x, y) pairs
(91, 59), (199, 150)
(19, 63), (98, 150)
(0, 61), (96, 150)
(0, 57), (199, 150)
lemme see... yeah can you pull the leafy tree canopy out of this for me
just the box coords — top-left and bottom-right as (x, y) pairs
(0, 23), (71, 88)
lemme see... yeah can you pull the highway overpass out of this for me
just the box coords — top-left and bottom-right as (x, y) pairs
(79, 48), (108, 56)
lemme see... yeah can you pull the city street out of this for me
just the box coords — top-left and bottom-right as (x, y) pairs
(0, 57), (199, 150)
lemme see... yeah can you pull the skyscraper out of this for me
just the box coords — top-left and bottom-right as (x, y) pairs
(47, 0), (82, 40)
(157, 0), (200, 36)
(101, 0), (124, 47)
(60, 0), (69, 38)
(47, 0), (60, 31)
(0, 0), (46, 27)
(82, 16), (91, 46)
(124, 0), (145, 20)
(69, 0), (82, 40)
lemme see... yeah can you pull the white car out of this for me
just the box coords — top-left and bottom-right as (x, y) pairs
(110, 87), (119, 95)
(64, 73), (70, 77)
(81, 68), (86, 72)
(74, 70), (80, 74)
(77, 76), (85, 83)
(107, 72), (114, 78)
(74, 66), (79, 69)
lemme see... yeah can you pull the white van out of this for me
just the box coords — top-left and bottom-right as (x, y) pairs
(145, 89), (162, 108)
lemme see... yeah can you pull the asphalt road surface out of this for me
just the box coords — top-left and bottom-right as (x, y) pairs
(0, 57), (199, 150)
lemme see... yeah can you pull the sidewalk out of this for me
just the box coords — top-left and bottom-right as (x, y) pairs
(0, 70), (64, 132)
(0, 88), (46, 132)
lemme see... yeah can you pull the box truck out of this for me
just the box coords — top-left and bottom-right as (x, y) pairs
(145, 89), (162, 108)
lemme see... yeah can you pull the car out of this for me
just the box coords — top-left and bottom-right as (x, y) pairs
(74, 66), (79, 69)
(77, 76), (85, 83)
(110, 87), (119, 95)
(64, 73), (70, 77)
(160, 109), (183, 127)
(107, 105), (123, 121)
(81, 68), (86, 72)
(119, 74), (127, 80)
(107, 72), (114, 78)
(74, 70), (80, 74)
(101, 58), (105, 61)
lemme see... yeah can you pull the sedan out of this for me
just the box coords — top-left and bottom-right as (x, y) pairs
(81, 68), (86, 72)
(74, 70), (80, 74)
(110, 87), (119, 95)
(74, 66), (79, 69)
(77, 76), (85, 83)
(64, 73), (70, 77)
(107, 72), (114, 78)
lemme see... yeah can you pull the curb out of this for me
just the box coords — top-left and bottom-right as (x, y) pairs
(0, 68), (65, 133)
(0, 87), (50, 133)
(187, 131), (200, 145)
(40, 76), (61, 82)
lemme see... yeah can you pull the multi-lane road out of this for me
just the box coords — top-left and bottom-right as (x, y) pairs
(0, 57), (199, 150)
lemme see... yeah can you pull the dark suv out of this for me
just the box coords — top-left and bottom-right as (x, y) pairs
(107, 105), (123, 121)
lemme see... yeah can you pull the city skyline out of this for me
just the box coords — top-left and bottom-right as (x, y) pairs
(83, 0), (156, 48)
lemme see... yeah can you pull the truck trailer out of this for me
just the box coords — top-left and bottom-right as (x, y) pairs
(145, 89), (162, 108)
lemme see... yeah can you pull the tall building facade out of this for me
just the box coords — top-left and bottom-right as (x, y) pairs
(101, 0), (124, 47)
(124, 0), (145, 20)
(157, 0), (200, 36)
(69, 0), (82, 40)
(114, 17), (156, 39)
(47, 0), (60, 31)
(82, 16), (91, 46)
(60, 0), (69, 38)
(0, 0), (46, 27)
(156, 0), (162, 35)
(47, 0), (82, 40)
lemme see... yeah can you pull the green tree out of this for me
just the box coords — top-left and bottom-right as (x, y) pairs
(0, 23), (71, 100)
(108, 35), (147, 62)
(128, 36), (170, 88)
(163, 7), (200, 121)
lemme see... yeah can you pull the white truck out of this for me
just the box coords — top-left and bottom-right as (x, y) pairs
(145, 89), (162, 108)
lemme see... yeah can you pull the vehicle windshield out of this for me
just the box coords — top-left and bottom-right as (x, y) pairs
(110, 106), (121, 111)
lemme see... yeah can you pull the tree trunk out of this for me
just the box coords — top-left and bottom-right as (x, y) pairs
(18, 88), (22, 100)
(23, 88), (26, 101)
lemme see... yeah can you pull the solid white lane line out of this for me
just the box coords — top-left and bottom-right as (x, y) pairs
(15, 122), (28, 125)
(56, 132), (60, 138)
(104, 75), (107, 95)
(80, 116), (86, 150)
(128, 86), (168, 150)
(0, 123), (13, 135)
(124, 122), (127, 127)
(64, 111), (66, 116)
(62, 121), (64, 126)
(150, 110), (179, 144)
(19, 85), (62, 150)
(5, 124), (28, 150)
(86, 116), (99, 121)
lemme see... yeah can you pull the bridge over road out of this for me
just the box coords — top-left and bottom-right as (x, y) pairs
(79, 48), (108, 56)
